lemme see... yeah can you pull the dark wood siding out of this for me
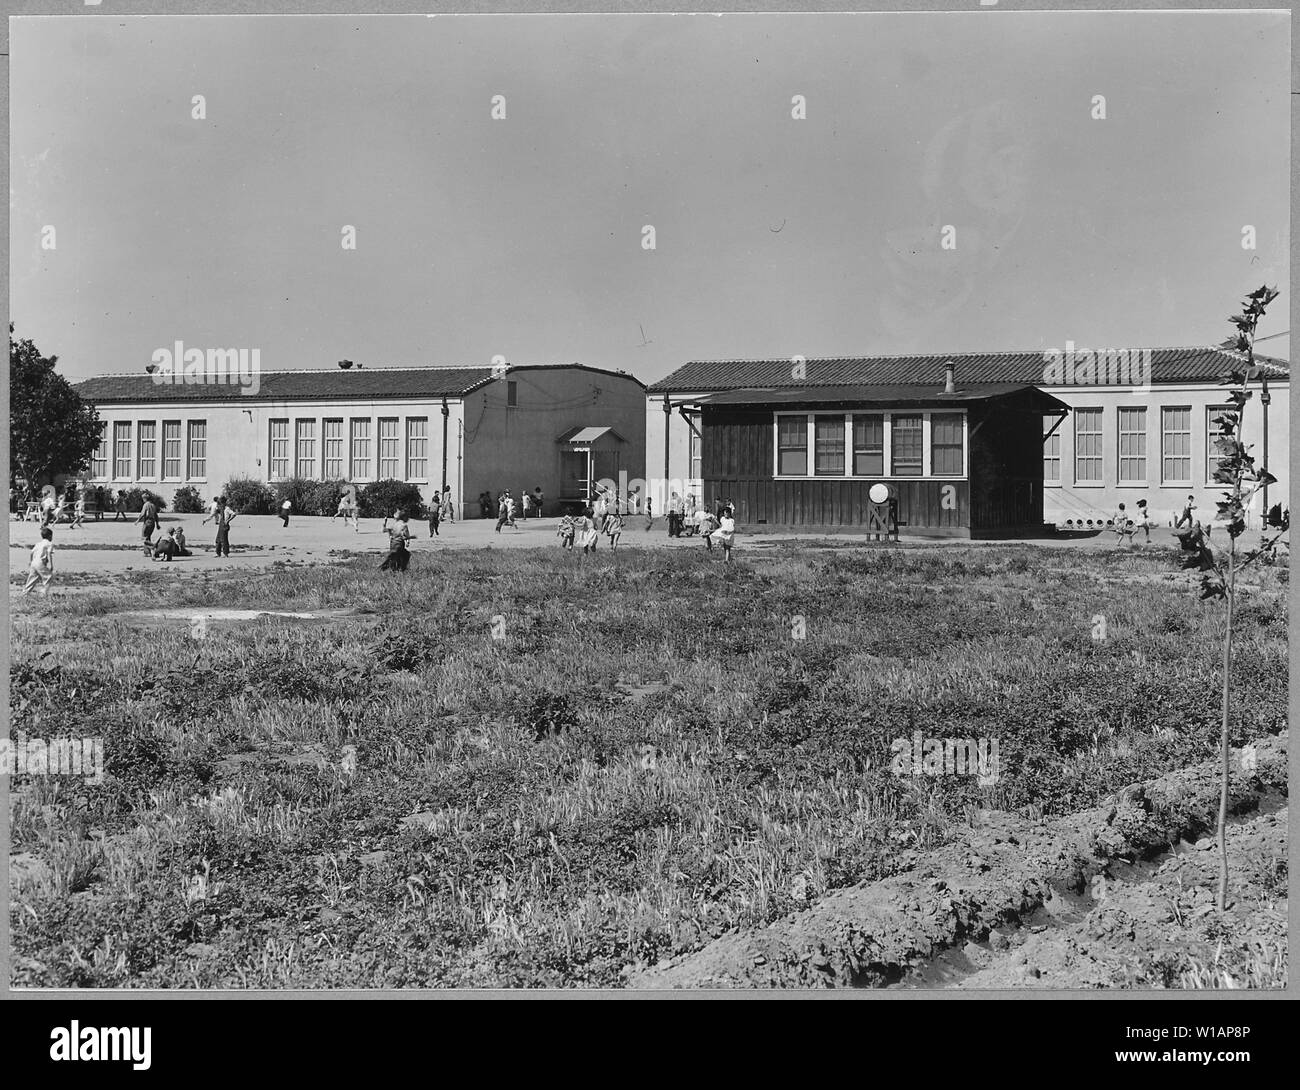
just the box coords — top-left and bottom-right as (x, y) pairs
(702, 408), (969, 532)
(702, 398), (1047, 536)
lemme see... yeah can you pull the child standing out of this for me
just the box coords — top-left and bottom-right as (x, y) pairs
(428, 492), (442, 538)
(23, 527), (55, 595)
(709, 506), (735, 562)
(380, 511), (411, 572)
(280, 499), (292, 528)
(214, 497), (235, 558)
(557, 513), (576, 550)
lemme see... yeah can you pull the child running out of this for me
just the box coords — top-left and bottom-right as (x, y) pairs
(579, 508), (599, 554)
(603, 509), (624, 550)
(557, 512), (576, 550)
(379, 511), (412, 572)
(708, 505), (736, 562)
(22, 526), (55, 596)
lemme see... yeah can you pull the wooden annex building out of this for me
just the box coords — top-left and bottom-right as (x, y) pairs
(649, 356), (1070, 538)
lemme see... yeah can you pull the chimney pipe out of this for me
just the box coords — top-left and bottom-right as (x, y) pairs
(943, 361), (955, 394)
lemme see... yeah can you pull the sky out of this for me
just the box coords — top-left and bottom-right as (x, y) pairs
(9, 10), (1291, 389)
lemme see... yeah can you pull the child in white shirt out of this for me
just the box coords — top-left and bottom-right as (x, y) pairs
(23, 527), (55, 595)
(710, 507), (736, 561)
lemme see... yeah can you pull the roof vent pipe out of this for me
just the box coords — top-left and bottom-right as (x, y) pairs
(943, 361), (955, 394)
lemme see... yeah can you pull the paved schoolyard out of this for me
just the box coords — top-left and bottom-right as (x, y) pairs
(6, 508), (1235, 581)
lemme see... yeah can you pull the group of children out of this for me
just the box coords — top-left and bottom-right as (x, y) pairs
(555, 498), (735, 559)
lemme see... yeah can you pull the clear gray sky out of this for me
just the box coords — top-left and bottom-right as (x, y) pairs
(10, 10), (1290, 386)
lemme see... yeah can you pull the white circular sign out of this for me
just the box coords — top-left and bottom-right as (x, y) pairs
(868, 483), (889, 504)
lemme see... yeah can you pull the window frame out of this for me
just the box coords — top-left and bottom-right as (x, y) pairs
(295, 418), (317, 480)
(1043, 414), (1062, 484)
(162, 420), (182, 481)
(350, 418), (372, 482)
(113, 422), (133, 481)
(1073, 407), (1103, 485)
(1117, 405), (1148, 485)
(406, 417), (429, 482)
(1160, 405), (1192, 485)
(1206, 404), (1235, 485)
(378, 417), (401, 480)
(772, 410), (967, 480)
(186, 420), (207, 482)
(269, 419), (291, 482)
(323, 418), (345, 480)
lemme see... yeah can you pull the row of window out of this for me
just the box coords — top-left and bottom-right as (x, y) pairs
(269, 418), (429, 482)
(772, 412), (965, 478)
(92, 421), (207, 482)
(1044, 406), (1231, 486)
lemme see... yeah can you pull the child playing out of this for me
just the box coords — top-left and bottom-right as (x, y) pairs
(1111, 503), (1135, 549)
(380, 511), (412, 572)
(557, 513), (576, 550)
(708, 506), (735, 562)
(23, 527), (55, 595)
(699, 507), (720, 549)
(1133, 498), (1152, 543)
(579, 509), (599, 554)
(1174, 495), (1196, 529)
(71, 494), (86, 530)
(280, 499), (292, 528)
(603, 509), (624, 550)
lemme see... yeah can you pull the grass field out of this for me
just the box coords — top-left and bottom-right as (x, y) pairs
(7, 542), (1288, 987)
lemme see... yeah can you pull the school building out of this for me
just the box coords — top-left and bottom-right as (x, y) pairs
(646, 347), (1290, 537)
(72, 363), (647, 516)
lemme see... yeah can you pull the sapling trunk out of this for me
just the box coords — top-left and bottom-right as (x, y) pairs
(1217, 545), (1234, 912)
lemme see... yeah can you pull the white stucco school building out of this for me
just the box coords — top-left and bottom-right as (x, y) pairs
(646, 346), (1289, 531)
(73, 363), (647, 516)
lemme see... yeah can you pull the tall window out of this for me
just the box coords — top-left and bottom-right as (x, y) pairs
(351, 419), (372, 480)
(1043, 415), (1061, 483)
(852, 415), (884, 476)
(137, 421), (157, 479)
(295, 420), (317, 479)
(1074, 408), (1102, 483)
(1207, 406), (1233, 483)
(91, 431), (109, 480)
(406, 418), (428, 480)
(814, 415), (845, 476)
(1161, 407), (1191, 483)
(187, 421), (207, 480)
(931, 413), (964, 476)
(776, 415), (808, 475)
(323, 419), (345, 479)
(113, 422), (133, 479)
(379, 417), (400, 478)
(163, 421), (182, 480)
(891, 415), (923, 476)
(269, 420), (290, 480)
(688, 420), (702, 483)
(1117, 407), (1147, 482)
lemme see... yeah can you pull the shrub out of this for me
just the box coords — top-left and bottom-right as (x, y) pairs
(359, 479), (425, 520)
(121, 487), (167, 513)
(171, 485), (205, 514)
(223, 476), (275, 515)
(306, 479), (352, 517)
(271, 477), (320, 516)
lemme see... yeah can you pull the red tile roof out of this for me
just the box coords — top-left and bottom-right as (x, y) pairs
(73, 363), (644, 404)
(647, 347), (1289, 394)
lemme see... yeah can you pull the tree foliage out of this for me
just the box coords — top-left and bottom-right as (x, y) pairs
(8, 325), (103, 488)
